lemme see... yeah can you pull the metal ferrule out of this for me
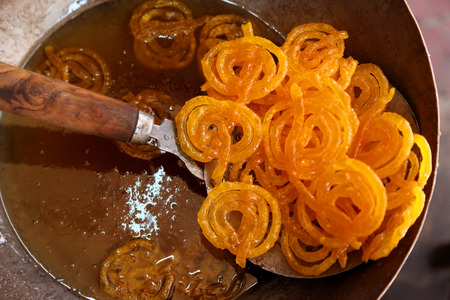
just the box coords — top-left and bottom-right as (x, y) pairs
(129, 110), (155, 144)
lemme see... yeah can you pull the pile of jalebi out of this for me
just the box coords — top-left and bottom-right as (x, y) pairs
(100, 239), (176, 299)
(37, 45), (111, 94)
(116, 89), (180, 160)
(175, 22), (432, 276)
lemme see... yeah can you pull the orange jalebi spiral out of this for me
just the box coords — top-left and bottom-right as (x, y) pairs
(37, 45), (111, 94)
(354, 112), (414, 179)
(197, 14), (248, 64)
(116, 89), (179, 160)
(197, 181), (281, 267)
(129, 0), (193, 37)
(201, 23), (288, 105)
(293, 158), (387, 250)
(175, 96), (261, 184)
(130, 0), (207, 70)
(261, 76), (358, 180)
(100, 238), (176, 299)
(385, 134), (432, 209)
(286, 78), (358, 180)
(362, 185), (425, 261)
(310, 159), (387, 241)
(361, 134), (431, 260)
(282, 23), (348, 77)
(346, 63), (395, 119)
(346, 63), (396, 159)
(280, 227), (347, 276)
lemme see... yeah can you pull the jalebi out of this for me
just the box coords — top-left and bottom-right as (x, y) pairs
(175, 20), (433, 277)
(36, 45), (111, 94)
(280, 227), (347, 276)
(197, 181), (281, 267)
(346, 63), (395, 119)
(259, 76), (358, 180)
(201, 23), (288, 105)
(130, 0), (207, 70)
(302, 158), (387, 247)
(197, 14), (248, 65)
(282, 23), (348, 77)
(100, 238), (176, 299)
(175, 96), (262, 184)
(353, 112), (414, 179)
(362, 185), (425, 261)
(364, 133), (431, 259)
(116, 89), (179, 160)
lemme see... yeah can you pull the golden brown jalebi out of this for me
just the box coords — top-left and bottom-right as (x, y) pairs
(353, 112), (414, 179)
(116, 89), (179, 160)
(360, 134), (431, 261)
(282, 23), (348, 77)
(175, 96), (262, 184)
(130, 0), (207, 70)
(197, 14), (248, 65)
(197, 181), (281, 267)
(37, 45), (111, 94)
(362, 185), (425, 261)
(346, 63), (395, 119)
(100, 238), (176, 299)
(301, 158), (387, 247)
(261, 77), (358, 180)
(280, 227), (347, 276)
(175, 20), (433, 277)
(388, 134), (432, 190)
(201, 23), (288, 105)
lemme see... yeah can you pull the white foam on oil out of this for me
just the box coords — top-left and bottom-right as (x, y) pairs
(122, 166), (174, 238)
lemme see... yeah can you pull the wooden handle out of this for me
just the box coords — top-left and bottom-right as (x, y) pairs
(0, 62), (139, 142)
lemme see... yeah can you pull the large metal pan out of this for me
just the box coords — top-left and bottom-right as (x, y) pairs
(0, 0), (438, 299)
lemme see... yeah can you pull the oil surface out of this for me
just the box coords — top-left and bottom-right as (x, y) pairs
(0, 0), (282, 299)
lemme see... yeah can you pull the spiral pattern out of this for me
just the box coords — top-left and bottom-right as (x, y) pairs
(282, 23), (348, 77)
(201, 23), (288, 105)
(129, 0), (204, 69)
(37, 45), (111, 94)
(197, 182), (281, 267)
(100, 239), (176, 299)
(176, 96), (261, 183)
(197, 14), (248, 63)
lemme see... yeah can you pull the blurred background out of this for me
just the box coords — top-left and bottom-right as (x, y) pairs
(384, 0), (450, 299)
